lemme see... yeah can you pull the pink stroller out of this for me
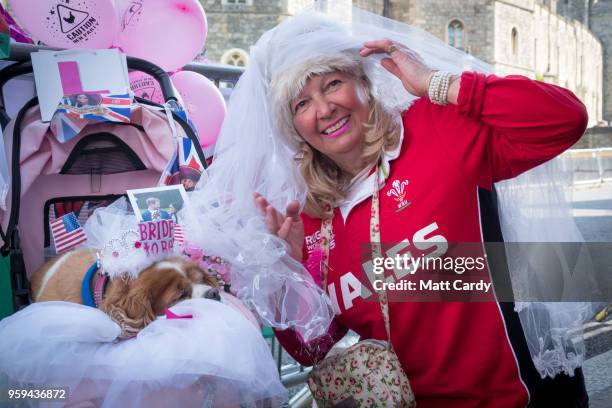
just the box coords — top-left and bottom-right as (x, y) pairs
(0, 50), (207, 311)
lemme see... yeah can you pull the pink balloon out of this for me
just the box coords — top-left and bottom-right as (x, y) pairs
(8, 0), (118, 49)
(129, 71), (164, 104)
(117, 0), (207, 72)
(172, 71), (226, 148)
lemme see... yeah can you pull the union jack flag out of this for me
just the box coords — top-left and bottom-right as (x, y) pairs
(50, 212), (88, 253)
(81, 94), (132, 123)
(160, 137), (206, 188)
(49, 111), (88, 143)
(51, 93), (132, 143)
(174, 224), (185, 247)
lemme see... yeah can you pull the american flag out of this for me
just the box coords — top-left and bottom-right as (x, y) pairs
(50, 212), (88, 253)
(174, 224), (185, 247)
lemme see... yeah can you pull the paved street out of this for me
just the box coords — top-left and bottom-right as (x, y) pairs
(571, 182), (612, 242)
(584, 347), (612, 408)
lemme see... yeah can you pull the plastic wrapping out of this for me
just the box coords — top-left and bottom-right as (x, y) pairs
(182, 188), (335, 341)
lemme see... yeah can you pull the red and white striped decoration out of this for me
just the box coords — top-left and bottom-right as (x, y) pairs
(174, 224), (185, 247)
(50, 212), (88, 253)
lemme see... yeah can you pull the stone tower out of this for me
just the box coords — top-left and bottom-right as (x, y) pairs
(385, 0), (604, 126)
(559, 0), (612, 123)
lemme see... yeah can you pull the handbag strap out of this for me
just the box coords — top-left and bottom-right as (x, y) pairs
(319, 166), (392, 345)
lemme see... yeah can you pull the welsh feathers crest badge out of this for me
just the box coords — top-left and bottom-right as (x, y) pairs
(386, 179), (411, 212)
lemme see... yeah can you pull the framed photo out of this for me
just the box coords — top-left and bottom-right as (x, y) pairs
(127, 185), (188, 223)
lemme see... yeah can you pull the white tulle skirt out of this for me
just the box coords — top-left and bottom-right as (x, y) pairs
(0, 299), (287, 407)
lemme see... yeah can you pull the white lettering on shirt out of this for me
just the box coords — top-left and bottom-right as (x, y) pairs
(337, 221), (448, 313)
(413, 222), (448, 258)
(305, 230), (335, 253)
(326, 282), (342, 315)
(340, 272), (372, 310)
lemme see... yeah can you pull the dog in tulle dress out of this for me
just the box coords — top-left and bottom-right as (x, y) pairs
(31, 249), (223, 338)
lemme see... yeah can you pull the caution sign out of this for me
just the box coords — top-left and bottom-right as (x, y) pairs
(57, 5), (90, 34)
(138, 87), (157, 100)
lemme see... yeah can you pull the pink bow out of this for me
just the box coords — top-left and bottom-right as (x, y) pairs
(165, 309), (193, 319)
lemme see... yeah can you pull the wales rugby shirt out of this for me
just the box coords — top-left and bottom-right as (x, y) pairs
(275, 71), (589, 407)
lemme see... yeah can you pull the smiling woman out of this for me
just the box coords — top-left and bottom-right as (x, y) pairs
(291, 72), (370, 174)
(246, 7), (592, 408)
(271, 54), (401, 218)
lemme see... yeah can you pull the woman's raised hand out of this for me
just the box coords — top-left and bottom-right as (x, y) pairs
(360, 39), (434, 98)
(253, 193), (305, 263)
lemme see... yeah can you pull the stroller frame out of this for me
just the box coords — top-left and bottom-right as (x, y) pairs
(0, 43), (207, 312)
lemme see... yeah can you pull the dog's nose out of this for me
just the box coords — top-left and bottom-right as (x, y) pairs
(204, 288), (221, 301)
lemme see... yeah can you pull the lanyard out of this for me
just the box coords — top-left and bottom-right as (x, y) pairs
(319, 166), (392, 343)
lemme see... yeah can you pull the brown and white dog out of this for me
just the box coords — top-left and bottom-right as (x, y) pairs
(30, 249), (221, 338)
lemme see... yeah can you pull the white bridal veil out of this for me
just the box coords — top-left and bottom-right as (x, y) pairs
(186, 4), (597, 378)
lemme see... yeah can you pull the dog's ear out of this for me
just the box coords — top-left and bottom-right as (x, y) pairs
(184, 261), (219, 287)
(102, 281), (155, 339)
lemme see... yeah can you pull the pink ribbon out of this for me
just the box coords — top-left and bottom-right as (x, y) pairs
(165, 309), (193, 319)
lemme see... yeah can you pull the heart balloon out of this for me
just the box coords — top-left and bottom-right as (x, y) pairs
(129, 71), (164, 105)
(117, 0), (207, 72)
(8, 0), (118, 49)
(172, 71), (226, 148)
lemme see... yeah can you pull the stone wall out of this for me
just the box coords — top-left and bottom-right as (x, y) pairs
(199, 0), (608, 130)
(390, 0), (495, 63)
(493, 0), (537, 77)
(589, 0), (612, 122)
(200, 0), (288, 62)
(353, 0), (385, 14)
(492, 1), (603, 126)
(575, 126), (612, 148)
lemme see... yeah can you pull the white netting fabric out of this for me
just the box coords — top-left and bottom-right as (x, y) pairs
(184, 5), (595, 378)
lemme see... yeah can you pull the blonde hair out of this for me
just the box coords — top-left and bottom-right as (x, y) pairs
(271, 53), (401, 218)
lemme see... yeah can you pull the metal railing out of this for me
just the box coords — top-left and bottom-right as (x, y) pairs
(563, 148), (612, 185)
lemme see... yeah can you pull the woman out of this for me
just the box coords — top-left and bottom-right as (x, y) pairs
(168, 202), (181, 224)
(251, 14), (589, 408)
(73, 93), (92, 108)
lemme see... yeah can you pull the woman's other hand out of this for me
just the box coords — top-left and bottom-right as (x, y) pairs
(253, 193), (305, 262)
(360, 39), (434, 98)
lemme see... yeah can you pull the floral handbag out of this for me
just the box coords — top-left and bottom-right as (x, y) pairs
(307, 167), (416, 407)
(307, 338), (415, 407)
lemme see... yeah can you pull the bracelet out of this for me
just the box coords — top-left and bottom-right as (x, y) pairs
(428, 70), (453, 106)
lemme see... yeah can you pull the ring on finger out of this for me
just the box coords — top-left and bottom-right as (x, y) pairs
(387, 43), (398, 54)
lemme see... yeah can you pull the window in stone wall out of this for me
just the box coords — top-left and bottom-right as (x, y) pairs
(447, 20), (463, 50)
(221, 48), (249, 67)
(511, 27), (518, 55)
(221, 0), (253, 4)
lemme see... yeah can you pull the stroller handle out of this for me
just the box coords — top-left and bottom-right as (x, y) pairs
(126, 56), (178, 103)
(0, 60), (33, 91)
(0, 50), (179, 106)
